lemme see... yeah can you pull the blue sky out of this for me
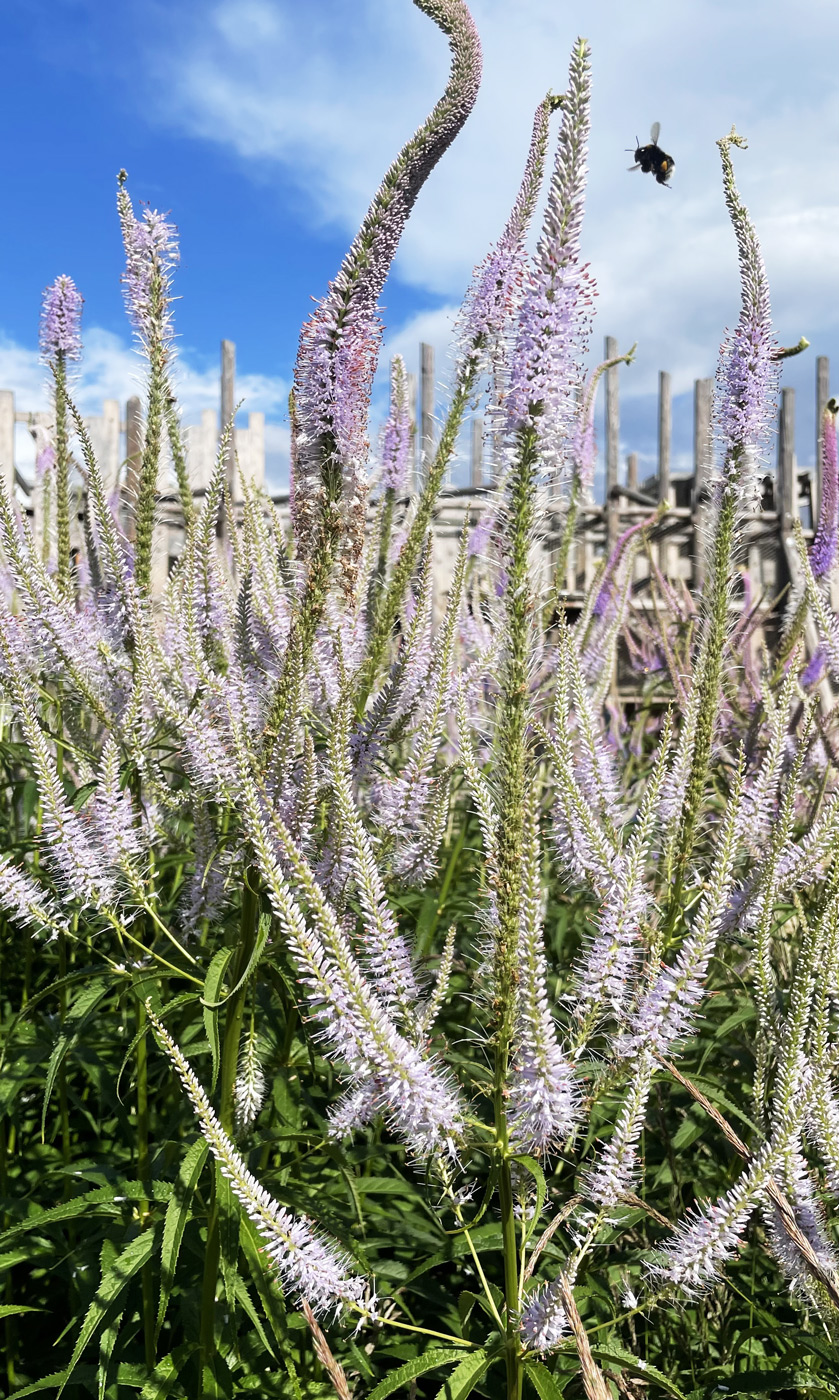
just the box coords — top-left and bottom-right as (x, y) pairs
(3, 0), (839, 491)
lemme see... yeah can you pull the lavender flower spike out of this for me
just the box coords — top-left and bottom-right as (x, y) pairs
(506, 38), (595, 483)
(520, 1277), (569, 1354)
(148, 1006), (371, 1319)
(507, 797), (578, 1154)
(116, 173), (179, 350)
(714, 128), (779, 514)
(39, 275), (83, 362)
(380, 355), (412, 493)
(291, 0), (481, 588)
(810, 399), (839, 578)
(458, 89), (560, 359)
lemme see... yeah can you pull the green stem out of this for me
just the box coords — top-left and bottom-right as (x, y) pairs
(664, 484), (737, 933)
(53, 353), (72, 597)
(493, 424), (540, 1400)
(199, 874), (261, 1389)
(356, 356), (481, 711)
(135, 998), (156, 1372)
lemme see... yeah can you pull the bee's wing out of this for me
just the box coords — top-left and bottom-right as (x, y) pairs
(650, 121), (661, 145)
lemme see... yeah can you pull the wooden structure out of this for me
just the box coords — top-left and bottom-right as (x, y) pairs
(0, 338), (832, 624)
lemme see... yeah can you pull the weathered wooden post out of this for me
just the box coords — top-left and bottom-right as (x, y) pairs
(470, 415), (483, 489)
(816, 355), (830, 522)
(604, 335), (619, 551)
(777, 386), (796, 531)
(657, 370), (672, 576)
(123, 395), (143, 545)
(406, 371), (418, 492)
(693, 377), (713, 587)
(0, 390), (14, 493)
(420, 342), (435, 491)
(220, 339), (236, 540)
(626, 451), (638, 492)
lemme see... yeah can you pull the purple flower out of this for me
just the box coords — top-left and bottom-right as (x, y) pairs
(290, 0), (481, 587)
(713, 131), (780, 512)
(117, 176), (179, 347)
(810, 404), (838, 578)
(379, 355), (412, 493)
(520, 1277), (569, 1353)
(506, 40), (595, 483)
(39, 276), (83, 362)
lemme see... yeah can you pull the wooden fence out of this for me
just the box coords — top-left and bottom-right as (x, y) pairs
(0, 336), (833, 620)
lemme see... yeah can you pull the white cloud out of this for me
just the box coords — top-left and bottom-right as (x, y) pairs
(0, 327), (291, 489)
(147, 0), (839, 417)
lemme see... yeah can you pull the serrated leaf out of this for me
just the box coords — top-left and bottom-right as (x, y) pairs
(525, 1360), (565, 1399)
(157, 1136), (209, 1340)
(591, 1343), (687, 1398)
(0, 1303), (43, 1318)
(367, 1348), (475, 1400)
(58, 1227), (158, 1397)
(433, 1349), (494, 1399)
(139, 1344), (196, 1400)
(512, 1154), (547, 1244)
(202, 949), (234, 1091)
(203, 913), (270, 1007)
(41, 978), (111, 1141)
(0, 1181), (162, 1247)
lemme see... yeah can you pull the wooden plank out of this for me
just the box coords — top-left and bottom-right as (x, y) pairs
(778, 385), (796, 528)
(420, 341), (435, 490)
(657, 370), (671, 505)
(626, 451), (638, 492)
(0, 390), (14, 492)
(604, 335), (619, 550)
(470, 415), (483, 488)
(693, 376), (713, 586)
(123, 395), (142, 544)
(816, 355), (830, 523)
(406, 371), (418, 492)
(221, 338), (236, 537)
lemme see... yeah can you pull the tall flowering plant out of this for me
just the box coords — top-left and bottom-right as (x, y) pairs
(3, 5), (839, 1400)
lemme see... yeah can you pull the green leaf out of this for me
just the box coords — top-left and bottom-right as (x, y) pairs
(591, 1343), (687, 1398)
(367, 1348), (475, 1400)
(408, 1223), (503, 1280)
(41, 978), (112, 1140)
(58, 1227), (158, 1397)
(525, 1361), (565, 1399)
(11, 1368), (77, 1398)
(0, 1303), (43, 1319)
(157, 1136), (209, 1340)
(203, 913), (271, 1007)
(433, 1349), (495, 1399)
(139, 1345), (196, 1400)
(202, 948), (234, 1091)
(511, 1154), (547, 1244)
(0, 1181), (163, 1247)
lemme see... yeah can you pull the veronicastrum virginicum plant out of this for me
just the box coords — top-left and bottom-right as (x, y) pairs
(5, 2), (839, 1398)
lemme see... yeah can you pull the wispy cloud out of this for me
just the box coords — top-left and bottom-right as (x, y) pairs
(0, 327), (291, 490)
(146, 0), (839, 391)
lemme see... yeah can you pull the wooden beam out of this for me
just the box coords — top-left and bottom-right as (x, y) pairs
(420, 342), (435, 490)
(816, 355), (830, 523)
(605, 335), (619, 550)
(123, 395), (142, 544)
(778, 385), (796, 529)
(470, 415), (483, 488)
(693, 377), (713, 586)
(220, 338), (236, 539)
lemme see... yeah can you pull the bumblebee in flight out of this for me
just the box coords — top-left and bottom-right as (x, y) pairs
(628, 123), (674, 186)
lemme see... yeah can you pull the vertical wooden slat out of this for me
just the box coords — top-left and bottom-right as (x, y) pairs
(626, 452), (638, 492)
(220, 339), (236, 538)
(657, 370), (671, 505)
(123, 395), (143, 544)
(778, 386), (796, 530)
(420, 342), (435, 490)
(0, 390), (14, 492)
(406, 371), (418, 494)
(470, 415), (483, 488)
(816, 355), (830, 523)
(693, 377), (713, 586)
(604, 335), (619, 551)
